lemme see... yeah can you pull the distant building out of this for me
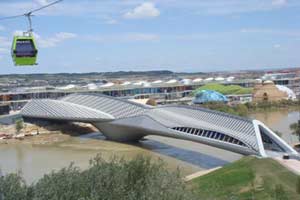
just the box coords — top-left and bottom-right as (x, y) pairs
(252, 81), (288, 102)
(261, 72), (300, 96)
(0, 104), (10, 115)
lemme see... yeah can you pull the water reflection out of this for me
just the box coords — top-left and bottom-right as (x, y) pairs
(139, 139), (229, 168)
(251, 110), (299, 144)
(80, 132), (230, 169)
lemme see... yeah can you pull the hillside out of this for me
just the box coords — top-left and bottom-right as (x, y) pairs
(190, 157), (300, 200)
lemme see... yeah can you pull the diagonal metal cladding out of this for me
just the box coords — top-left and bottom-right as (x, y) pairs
(21, 99), (115, 122)
(60, 93), (149, 119)
(19, 93), (299, 157)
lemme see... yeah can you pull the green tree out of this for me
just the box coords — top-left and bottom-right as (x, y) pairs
(0, 173), (32, 200)
(15, 119), (24, 134)
(290, 121), (300, 141)
(274, 131), (283, 138)
(235, 104), (248, 117)
(0, 155), (195, 200)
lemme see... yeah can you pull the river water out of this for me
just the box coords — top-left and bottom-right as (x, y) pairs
(250, 110), (299, 145)
(0, 110), (298, 183)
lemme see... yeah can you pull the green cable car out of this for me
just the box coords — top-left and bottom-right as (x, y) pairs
(0, 0), (62, 66)
(11, 35), (38, 66)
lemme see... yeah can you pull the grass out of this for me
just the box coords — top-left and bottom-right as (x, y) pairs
(190, 157), (300, 200)
(194, 83), (253, 95)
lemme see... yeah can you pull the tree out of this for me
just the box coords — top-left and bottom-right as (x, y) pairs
(15, 119), (24, 134)
(289, 121), (300, 141)
(0, 155), (195, 200)
(274, 131), (283, 138)
(236, 104), (248, 117)
(0, 173), (32, 200)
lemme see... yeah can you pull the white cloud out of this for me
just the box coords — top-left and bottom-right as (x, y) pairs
(0, 0), (296, 20)
(37, 32), (77, 48)
(0, 25), (5, 31)
(13, 31), (77, 48)
(105, 19), (118, 25)
(273, 44), (281, 48)
(240, 28), (300, 37)
(33, 0), (49, 6)
(166, 0), (295, 16)
(0, 36), (10, 47)
(124, 2), (160, 19)
(272, 0), (288, 6)
(86, 33), (160, 43)
(13, 30), (25, 36)
(0, 48), (9, 54)
(125, 33), (160, 41)
(0, 36), (11, 57)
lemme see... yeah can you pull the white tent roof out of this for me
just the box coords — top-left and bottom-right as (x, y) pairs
(215, 77), (225, 81)
(192, 78), (203, 83)
(152, 80), (163, 84)
(165, 79), (177, 84)
(57, 84), (78, 90)
(121, 81), (131, 86)
(204, 77), (214, 81)
(86, 83), (98, 90)
(180, 79), (192, 85)
(226, 76), (235, 82)
(276, 85), (296, 100)
(100, 82), (115, 88)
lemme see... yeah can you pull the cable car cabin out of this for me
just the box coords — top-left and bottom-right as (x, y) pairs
(11, 36), (38, 66)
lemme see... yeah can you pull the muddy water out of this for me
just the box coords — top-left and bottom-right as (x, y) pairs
(250, 110), (299, 145)
(0, 110), (297, 183)
(0, 133), (212, 183)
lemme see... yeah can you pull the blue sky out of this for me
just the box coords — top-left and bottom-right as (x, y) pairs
(0, 0), (300, 74)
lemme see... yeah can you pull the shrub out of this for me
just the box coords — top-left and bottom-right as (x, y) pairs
(15, 119), (24, 134)
(290, 122), (300, 141)
(0, 173), (32, 200)
(0, 155), (195, 200)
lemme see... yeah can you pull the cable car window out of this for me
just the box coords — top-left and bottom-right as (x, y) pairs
(15, 40), (36, 57)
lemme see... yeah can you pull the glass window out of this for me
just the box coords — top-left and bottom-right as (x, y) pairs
(15, 39), (36, 57)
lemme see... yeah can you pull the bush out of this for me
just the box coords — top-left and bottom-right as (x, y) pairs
(0, 173), (32, 200)
(199, 102), (249, 117)
(290, 122), (300, 141)
(15, 119), (24, 134)
(198, 99), (299, 117)
(0, 155), (195, 200)
(248, 99), (300, 112)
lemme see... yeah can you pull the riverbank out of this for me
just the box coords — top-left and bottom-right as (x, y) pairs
(0, 122), (97, 145)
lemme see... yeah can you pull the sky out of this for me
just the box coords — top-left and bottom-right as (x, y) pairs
(0, 0), (300, 74)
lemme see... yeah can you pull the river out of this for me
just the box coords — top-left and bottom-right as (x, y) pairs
(250, 110), (299, 145)
(0, 110), (298, 183)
